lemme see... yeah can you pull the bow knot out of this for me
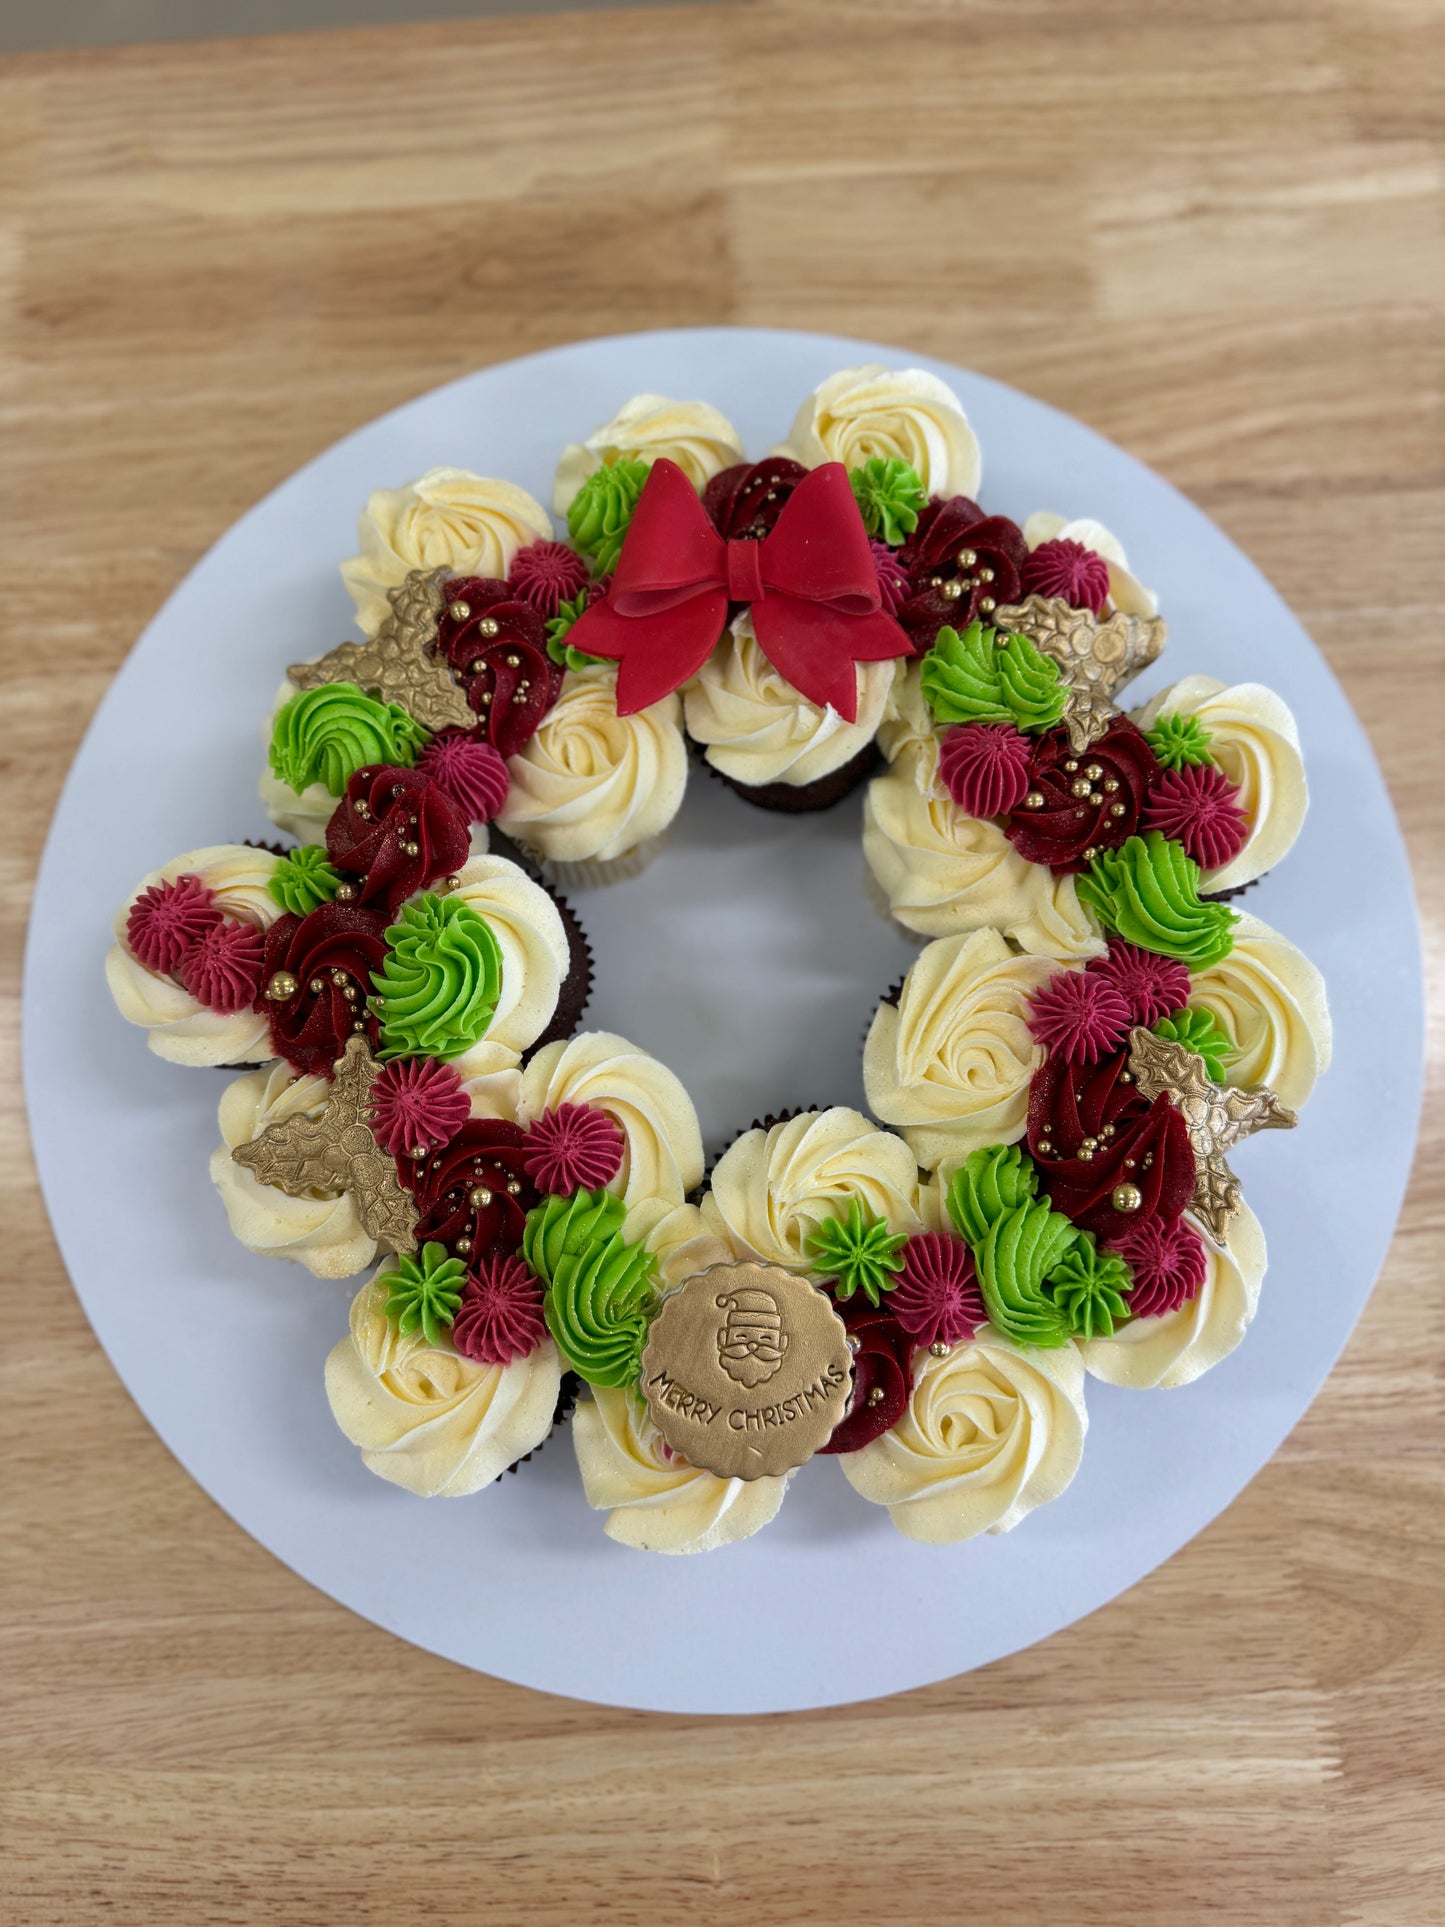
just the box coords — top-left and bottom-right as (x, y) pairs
(565, 458), (914, 720)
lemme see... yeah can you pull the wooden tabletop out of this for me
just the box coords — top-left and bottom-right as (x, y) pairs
(2, 5), (1441, 1922)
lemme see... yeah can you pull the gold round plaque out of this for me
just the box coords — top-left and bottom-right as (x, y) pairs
(639, 1262), (854, 1481)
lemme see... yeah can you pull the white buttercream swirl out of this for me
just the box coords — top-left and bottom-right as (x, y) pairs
(1185, 911), (1331, 1109)
(341, 468), (552, 636)
(839, 1328), (1088, 1541)
(778, 364), (981, 499)
(497, 663), (687, 866)
(877, 658), (936, 765)
(1023, 510), (1158, 617)
(106, 844), (284, 1067)
(572, 1385), (788, 1553)
(325, 1272), (562, 1496)
(445, 853), (568, 1065)
(863, 740), (1106, 961)
(863, 930), (1063, 1173)
(552, 395), (745, 517)
(1131, 676), (1308, 891)
(210, 1063), (378, 1278)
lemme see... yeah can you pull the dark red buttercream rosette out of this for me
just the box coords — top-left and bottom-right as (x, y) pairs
(404, 1118), (539, 1262)
(702, 456), (808, 542)
(325, 764), (470, 918)
(434, 576), (563, 756)
(818, 1296), (915, 1455)
(1026, 1047), (1196, 1242)
(896, 498), (1027, 651)
(259, 901), (390, 1077)
(1003, 715), (1159, 873)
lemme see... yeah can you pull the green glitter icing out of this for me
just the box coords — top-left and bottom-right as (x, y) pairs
(542, 1228), (658, 1389)
(522, 1188), (627, 1289)
(1145, 711), (1215, 771)
(1046, 1233), (1133, 1341)
(849, 457), (926, 546)
(920, 621), (1068, 733)
(268, 844), (341, 916)
(946, 1144), (1041, 1249)
(567, 458), (650, 575)
(973, 1200), (1076, 1349)
(384, 1241), (467, 1348)
(269, 681), (430, 797)
(808, 1195), (907, 1306)
(368, 893), (503, 1061)
(545, 591), (608, 673)
(1152, 1006), (1237, 1082)
(1076, 831), (1237, 971)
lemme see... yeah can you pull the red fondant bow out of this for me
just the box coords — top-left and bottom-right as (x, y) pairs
(565, 458), (914, 719)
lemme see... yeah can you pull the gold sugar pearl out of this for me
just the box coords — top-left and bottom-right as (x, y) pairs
(1088, 791), (1104, 806)
(978, 566), (994, 584)
(391, 784), (405, 799)
(1078, 1145), (1095, 1162)
(1023, 791), (1046, 810)
(353, 799), (371, 821)
(335, 882), (356, 902)
(1064, 760), (1079, 773)
(401, 841), (420, 858)
(979, 596), (996, 613)
(331, 969), (348, 987)
(505, 653), (521, 668)
(1103, 777), (1120, 794)
(469, 1186), (494, 1210)
(469, 659), (485, 676)
(1083, 845), (1099, 860)
(1110, 802), (1127, 818)
(505, 1179), (522, 1196)
(957, 548), (978, 567)
(929, 575), (944, 589)
(478, 617), (500, 638)
(479, 689), (493, 705)
(1112, 1183), (1143, 1213)
(445, 875), (462, 891)
(930, 1341), (950, 1357)
(308, 977), (326, 995)
(866, 1386), (887, 1407)
(410, 1144), (428, 1160)
(941, 580), (964, 601)
(342, 985), (357, 1002)
(1085, 764), (1103, 781)
(264, 970), (297, 1001)
(448, 600), (471, 623)
(1119, 1071), (1134, 1084)
(455, 1237), (473, 1256)
(1071, 778), (1092, 799)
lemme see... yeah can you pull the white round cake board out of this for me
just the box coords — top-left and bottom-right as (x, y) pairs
(24, 328), (1423, 1714)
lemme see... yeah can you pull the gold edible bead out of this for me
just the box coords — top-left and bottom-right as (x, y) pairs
(264, 970), (297, 1001)
(343, 985), (357, 1001)
(1112, 1183), (1143, 1213)
(1103, 778), (1120, 793)
(479, 689), (493, 705)
(1023, 791), (1046, 810)
(469, 659), (485, 676)
(335, 882), (356, 902)
(410, 1143), (428, 1160)
(1071, 778), (1092, 798)
(1083, 845), (1099, 860)
(505, 653), (521, 668)
(930, 1340), (950, 1357)
(331, 970), (348, 987)
(401, 841), (420, 858)
(308, 977), (326, 995)
(978, 566), (994, 584)
(353, 799), (371, 821)
(1119, 1071), (1134, 1084)
(1085, 763), (1103, 781)
(941, 579), (964, 601)
(445, 875), (462, 891)
(866, 1385), (887, 1407)
(469, 1186), (494, 1210)
(455, 1237), (473, 1256)
(979, 596), (996, 613)
(1064, 759), (1079, 773)
(505, 1179), (522, 1196)
(957, 549), (977, 567)
(478, 617), (500, 638)
(448, 600), (471, 623)
(1078, 1146), (1094, 1162)
(1110, 802), (1127, 818)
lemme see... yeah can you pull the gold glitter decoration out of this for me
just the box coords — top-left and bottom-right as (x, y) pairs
(1126, 1026), (1297, 1243)
(640, 1263), (854, 1481)
(287, 567), (474, 732)
(231, 1034), (420, 1253)
(992, 594), (1167, 751)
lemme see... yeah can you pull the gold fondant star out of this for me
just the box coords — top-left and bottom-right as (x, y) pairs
(232, 1035), (420, 1253)
(287, 567), (474, 733)
(993, 594), (1167, 751)
(1127, 1026), (1297, 1244)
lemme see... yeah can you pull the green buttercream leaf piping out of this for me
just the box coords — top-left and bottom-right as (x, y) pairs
(919, 620), (1067, 733)
(849, 457), (926, 546)
(1145, 711), (1215, 771)
(973, 1201), (1076, 1349)
(384, 1241), (467, 1348)
(1076, 831), (1237, 970)
(1045, 1231), (1133, 1341)
(545, 590), (608, 672)
(368, 892), (503, 1061)
(946, 1144), (1040, 1248)
(1152, 1006), (1237, 1082)
(567, 458), (650, 575)
(269, 681), (430, 797)
(530, 1215), (657, 1390)
(522, 1189), (627, 1288)
(268, 844), (342, 916)
(807, 1195), (908, 1306)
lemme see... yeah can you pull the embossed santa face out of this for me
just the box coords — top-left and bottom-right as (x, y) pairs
(715, 1286), (790, 1388)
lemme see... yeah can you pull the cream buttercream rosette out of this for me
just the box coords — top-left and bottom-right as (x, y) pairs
(497, 663), (687, 878)
(1131, 676), (1308, 892)
(779, 364), (981, 500)
(684, 609), (895, 788)
(877, 659), (935, 766)
(864, 740), (1106, 961)
(1079, 1205), (1267, 1390)
(445, 852), (570, 1065)
(701, 1106), (922, 1270)
(1022, 510), (1158, 617)
(326, 1272), (562, 1497)
(340, 467), (552, 636)
(106, 844), (285, 1068)
(552, 395), (745, 517)
(1184, 912), (1331, 1110)
(210, 1062), (379, 1279)
(863, 930), (1064, 1173)
(840, 1329), (1088, 1541)
(572, 1385), (788, 1553)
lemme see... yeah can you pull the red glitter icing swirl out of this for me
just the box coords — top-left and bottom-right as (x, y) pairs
(1019, 537), (1111, 614)
(888, 1233), (985, 1349)
(938, 722), (1032, 817)
(435, 577), (562, 757)
(451, 1253), (548, 1366)
(126, 874), (222, 974)
(819, 1297), (915, 1455)
(325, 764), (471, 919)
(1027, 968), (1132, 1065)
(1004, 715), (1159, 873)
(1086, 940), (1191, 1027)
(1143, 763), (1249, 871)
(869, 540), (911, 616)
(506, 540), (590, 618)
(406, 1119), (538, 1260)
(522, 1102), (625, 1197)
(702, 457), (807, 541)
(415, 729), (510, 825)
(179, 920), (263, 1013)
(1107, 1215), (1209, 1319)
(896, 499), (1027, 652)
(259, 900), (390, 1077)
(366, 1057), (471, 1159)
(1027, 1048), (1196, 1241)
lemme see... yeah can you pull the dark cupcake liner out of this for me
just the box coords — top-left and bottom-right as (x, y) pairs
(699, 1106), (824, 1188)
(704, 738), (882, 814)
(244, 837), (295, 857)
(1201, 872), (1264, 906)
(525, 881), (594, 1059)
(502, 1368), (579, 1477)
(858, 973), (909, 1057)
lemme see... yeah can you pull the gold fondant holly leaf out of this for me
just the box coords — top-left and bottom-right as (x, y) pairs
(287, 567), (474, 733)
(993, 594), (1167, 751)
(232, 1035), (419, 1253)
(1126, 1026), (1297, 1244)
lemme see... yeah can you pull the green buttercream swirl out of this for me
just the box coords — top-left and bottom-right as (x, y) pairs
(920, 620), (1067, 734)
(522, 1188), (627, 1286)
(545, 591), (608, 673)
(269, 681), (430, 797)
(1076, 831), (1237, 970)
(567, 459), (650, 575)
(808, 1195), (907, 1306)
(368, 893), (503, 1061)
(1046, 1232), (1133, 1340)
(542, 1228), (658, 1389)
(1152, 1006), (1237, 1082)
(1145, 711), (1215, 770)
(268, 844), (342, 916)
(946, 1144), (1040, 1248)
(849, 457), (925, 546)
(973, 1201), (1076, 1349)
(384, 1241), (467, 1348)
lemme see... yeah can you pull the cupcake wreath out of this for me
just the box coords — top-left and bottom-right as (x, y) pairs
(107, 364), (1331, 1553)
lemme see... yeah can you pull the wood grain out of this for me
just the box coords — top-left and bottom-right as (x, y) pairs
(1, 4), (1442, 1922)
